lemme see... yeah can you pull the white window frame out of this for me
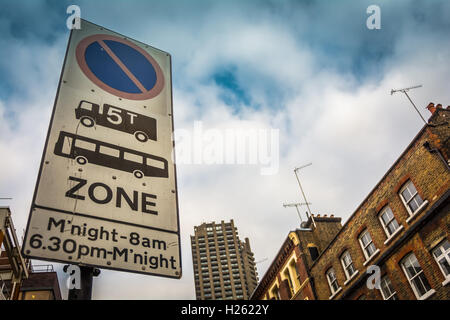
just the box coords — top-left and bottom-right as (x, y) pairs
(401, 253), (435, 300)
(399, 180), (428, 221)
(432, 239), (450, 286)
(378, 206), (402, 241)
(285, 256), (301, 293)
(379, 275), (398, 300)
(359, 230), (379, 265)
(282, 266), (295, 297)
(326, 268), (341, 299)
(269, 280), (281, 300)
(340, 250), (357, 281)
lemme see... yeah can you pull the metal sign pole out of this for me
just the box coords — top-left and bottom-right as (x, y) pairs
(67, 266), (100, 300)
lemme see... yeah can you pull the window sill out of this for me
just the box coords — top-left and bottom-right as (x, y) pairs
(383, 225), (404, 245)
(442, 277), (450, 287)
(329, 287), (342, 300)
(406, 200), (429, 224)
(344, 270), (359, 286)
(363, 249), (380, 266)
(419, 289), (436, 300)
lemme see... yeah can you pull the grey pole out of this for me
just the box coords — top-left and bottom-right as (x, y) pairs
(66, 265), (100, 300)
(403, 91), (427, 124)
(294, 164), (316, 228)
(390, 85), (426, 124)
(283, 202), (312, 225)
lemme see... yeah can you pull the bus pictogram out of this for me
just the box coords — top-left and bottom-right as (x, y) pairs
(54, 131), (168, 179)
(75, 100), (157, 142)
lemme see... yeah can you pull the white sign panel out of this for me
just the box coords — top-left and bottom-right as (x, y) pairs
(22, 19), (181, 278)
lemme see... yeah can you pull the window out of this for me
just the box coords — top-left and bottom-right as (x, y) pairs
(79, 101), (93, 111)
(399, 180), (424, 215)
(146, 157), (165, 169)
(308, 245), (319, 261)
(75, 139), (96, 151)
(340, 250), (357, 279)
(124, 152), (143, 163)
(432, 239), (450, 281)
(99, 145), (120, 157)
(283, 268), (294, 295)
(401, 253), (434, 299)
(379, 206), (401, 237)
(62, 136), (73, 154)
(379, 275), (398, 300)
(291, 259), (301, 283)
(359, 230), (377, 260)
(326, 268), (340, 295)
(21, 290), (55, 300)
(270, 285), (280, 300)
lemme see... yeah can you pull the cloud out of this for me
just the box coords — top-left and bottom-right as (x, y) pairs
(0, 0), (449, 299)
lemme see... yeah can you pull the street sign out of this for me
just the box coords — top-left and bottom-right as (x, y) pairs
(22, 19), (181, 279)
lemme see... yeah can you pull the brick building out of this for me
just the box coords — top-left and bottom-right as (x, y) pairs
(1, 207), (62, 300)
(252, 103), (450, 300)
(250, 216), (342, 300)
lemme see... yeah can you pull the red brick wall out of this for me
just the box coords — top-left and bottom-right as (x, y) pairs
(309, 118), (450, 300)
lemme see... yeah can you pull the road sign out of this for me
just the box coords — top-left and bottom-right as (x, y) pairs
(76, 34), (164, 100)
(22, 19), (181, 279)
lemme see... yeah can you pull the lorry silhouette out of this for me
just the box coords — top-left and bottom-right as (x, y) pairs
(75, 100), (157, 142)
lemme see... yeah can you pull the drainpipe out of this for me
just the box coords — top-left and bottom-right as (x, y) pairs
(423, 141), (450, 171)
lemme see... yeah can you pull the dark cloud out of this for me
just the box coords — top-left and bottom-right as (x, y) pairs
(0, 0), (449, 299)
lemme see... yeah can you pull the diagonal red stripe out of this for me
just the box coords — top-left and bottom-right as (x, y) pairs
(98, 40), (147, 93)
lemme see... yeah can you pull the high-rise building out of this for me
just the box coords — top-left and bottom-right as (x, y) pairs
(191, 219), (258, 300)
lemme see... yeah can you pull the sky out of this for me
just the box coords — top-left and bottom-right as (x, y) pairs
(0, 0), (450, 299)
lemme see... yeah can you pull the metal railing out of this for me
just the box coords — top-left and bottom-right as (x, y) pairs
(30, 264), (54, 273)
(0, 274), (10, 300)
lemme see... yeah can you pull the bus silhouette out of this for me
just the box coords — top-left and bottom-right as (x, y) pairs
(75, 100), (157, 142)
(54, 131), (168, 179)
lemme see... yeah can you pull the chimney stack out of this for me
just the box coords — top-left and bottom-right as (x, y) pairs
(426, 103), (436, 115)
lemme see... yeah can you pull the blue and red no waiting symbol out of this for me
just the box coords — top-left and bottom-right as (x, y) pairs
(76, 34), (165, 100)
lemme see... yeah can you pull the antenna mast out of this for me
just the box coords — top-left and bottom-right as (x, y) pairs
(390, 85), (426, 124)
(283, 202), (312, 225)
(293, 163), (316, 228)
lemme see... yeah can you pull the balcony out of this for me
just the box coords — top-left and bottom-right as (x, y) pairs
(29, 265), (54, 273)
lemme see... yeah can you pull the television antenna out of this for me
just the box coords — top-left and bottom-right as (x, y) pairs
(283, 202), (312, 224)
(293, 163), (316, 228)
(255, 258), (268, 264)
(390, 85), (426, 124)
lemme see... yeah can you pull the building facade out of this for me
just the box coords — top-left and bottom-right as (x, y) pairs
(252, 103), (450, 300)
(1, 207), (62, 300)
(251, 215), (342, 300)
(191, 219), (258, 300)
